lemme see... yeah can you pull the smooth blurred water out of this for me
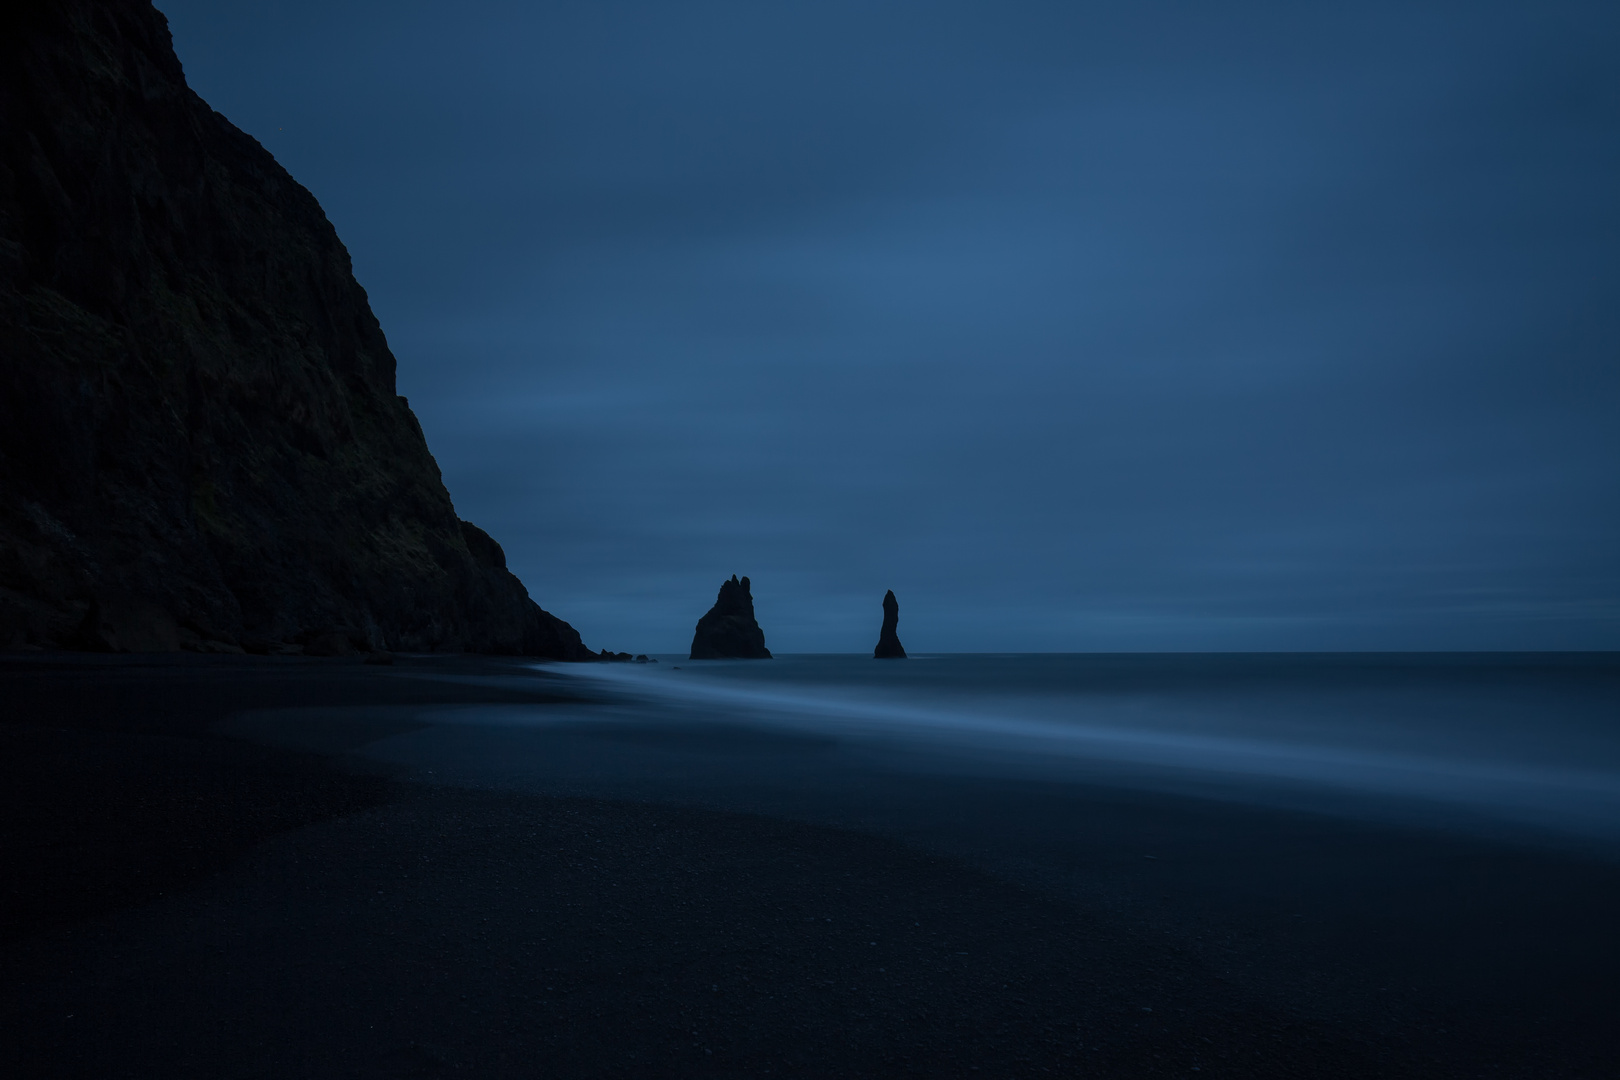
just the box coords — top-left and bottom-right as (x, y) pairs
(529, 653), (1620, 844)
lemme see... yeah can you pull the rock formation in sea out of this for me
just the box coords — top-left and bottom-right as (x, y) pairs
(0, 0), (590, 658)
(689, 576), (772, 659)
(873, 589), (907, 659)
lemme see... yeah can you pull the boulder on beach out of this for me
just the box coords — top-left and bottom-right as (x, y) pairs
(874, 589), (907, 659)
(689, 576), (772, 659)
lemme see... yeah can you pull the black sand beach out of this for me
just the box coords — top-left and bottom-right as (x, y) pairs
(3, 654), (1618, 1078)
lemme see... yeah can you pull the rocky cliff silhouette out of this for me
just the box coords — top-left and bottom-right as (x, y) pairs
(873, 589), (906, 659)
(0, 0), (589, 657)
(689, 575), (771, 659)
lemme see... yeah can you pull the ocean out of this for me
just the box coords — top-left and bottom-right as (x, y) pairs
(514, 652), (1620, 848)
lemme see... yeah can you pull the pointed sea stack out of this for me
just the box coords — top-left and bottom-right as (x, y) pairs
(874, 589), (907, 659)
(689, 575), (771, 659)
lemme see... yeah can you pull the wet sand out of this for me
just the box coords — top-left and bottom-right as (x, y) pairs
(3, 654), (1617, 1077)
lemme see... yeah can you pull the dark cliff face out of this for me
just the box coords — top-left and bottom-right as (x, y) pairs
(689, 575), (771, 660)
(0, 0), (589, 657)
(874, 589), (906, 659)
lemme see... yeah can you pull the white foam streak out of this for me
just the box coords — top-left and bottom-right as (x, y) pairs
(537, 662), (1620, 837)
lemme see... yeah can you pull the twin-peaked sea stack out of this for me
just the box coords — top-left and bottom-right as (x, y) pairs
(0, 0), (589, 657)
(689, 575), (772, 659)
(874, 589), (907, 659)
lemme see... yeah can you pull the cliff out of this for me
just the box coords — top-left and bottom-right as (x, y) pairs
(873, 589), (906, 659)
(689, 575), (771, 660)
(0, 0), (589, 657)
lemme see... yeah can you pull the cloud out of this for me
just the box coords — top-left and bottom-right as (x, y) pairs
(163, 0), (1620, 651)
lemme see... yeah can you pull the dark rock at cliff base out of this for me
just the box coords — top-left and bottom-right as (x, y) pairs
(690, 575), (772, 659)
(874, 589), (907, 659)
(0, 0), (589, 658)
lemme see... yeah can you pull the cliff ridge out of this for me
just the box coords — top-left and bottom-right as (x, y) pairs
(0, 0), (588, 657)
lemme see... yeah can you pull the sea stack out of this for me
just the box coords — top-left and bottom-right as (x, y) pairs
(689, 575), (772, 659)
(874, 589), (907, 659)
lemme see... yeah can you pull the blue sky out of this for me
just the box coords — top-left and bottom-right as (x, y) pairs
(160, 0), (1619, 652)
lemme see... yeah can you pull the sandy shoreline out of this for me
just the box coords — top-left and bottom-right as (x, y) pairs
(3, 654), (1617, 1077)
